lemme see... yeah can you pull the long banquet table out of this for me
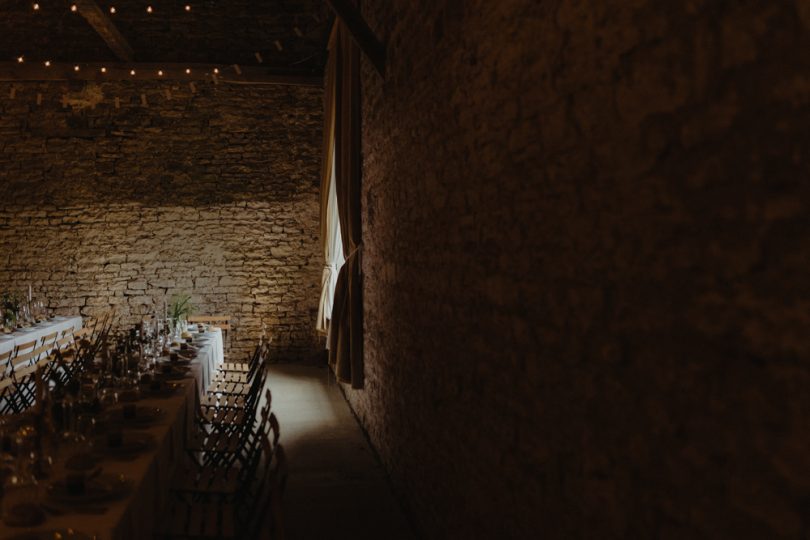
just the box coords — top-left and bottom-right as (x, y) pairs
(0, 316), (83, 356)
(0, 327), (225, 540)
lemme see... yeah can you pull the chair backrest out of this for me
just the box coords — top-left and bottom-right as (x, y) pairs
(0, 350), (12, 376)
(187, 314), (231, 331)
(70, 327), (93, 349)
(11, 339), (37, 366)
(11, 339), (50, 374)
(73, 326), (92, 339)
(39, 332), (59, 346)
(243, 363), (268, 412)
(244, 436), (286, 540)
(54, 332), (75, 350)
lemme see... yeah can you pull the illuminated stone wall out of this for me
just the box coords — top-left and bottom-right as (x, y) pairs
(0, 81), (323, 361)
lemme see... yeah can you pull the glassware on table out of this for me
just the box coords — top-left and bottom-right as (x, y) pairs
(1, 425), (43, 525)
(33, 300), (45, 322)
(1, 456), (40, 524)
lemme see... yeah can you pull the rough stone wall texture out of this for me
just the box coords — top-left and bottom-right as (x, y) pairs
(0, 81), (323, 361)
(344, 1), (810, 538)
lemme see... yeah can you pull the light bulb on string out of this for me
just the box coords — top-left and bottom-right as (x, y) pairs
(74, 65), (80, 72)
(101, 66), (107, 73)
(130, 69), (136, 76)
(17, 56), (24, 63)
(213, 68), (219, 74)
(44, 60), (50, 67)
(110, 6), (116, 14)
(32, 3), (40, 11)
(146, 5), (153, 14)
(185, 5), (191, 12)
(70, 4), (77, 12)
(185, 68), (191, 74)
(158, 70), (164, 76)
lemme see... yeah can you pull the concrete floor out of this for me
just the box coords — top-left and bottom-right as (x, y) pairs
(267, 364), (415, 540)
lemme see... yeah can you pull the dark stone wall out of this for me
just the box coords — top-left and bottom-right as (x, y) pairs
(345, 0), (810, 538)
(0, 81), (323, 361)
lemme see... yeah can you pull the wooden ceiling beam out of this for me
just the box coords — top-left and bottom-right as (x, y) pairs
(74, 0), (135, 62)
(0, 62), (323, 86)
(325, 0), (385, 76)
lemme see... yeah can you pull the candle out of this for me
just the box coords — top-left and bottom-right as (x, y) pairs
(28, 284), (32, 302)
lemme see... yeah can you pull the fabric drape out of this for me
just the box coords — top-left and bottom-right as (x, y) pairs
(316, 159), (343, 333)
(316, 34), (343, 335)
(327, 21), (364, 389)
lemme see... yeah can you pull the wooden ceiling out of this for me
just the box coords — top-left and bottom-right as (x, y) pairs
(0, 0), (333, 80)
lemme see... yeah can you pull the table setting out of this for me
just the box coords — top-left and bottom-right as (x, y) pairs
(0, 298), (225, 539)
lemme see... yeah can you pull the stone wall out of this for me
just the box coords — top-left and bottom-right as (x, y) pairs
(0, 81), (323, 361)
(344, 1), (810, 538)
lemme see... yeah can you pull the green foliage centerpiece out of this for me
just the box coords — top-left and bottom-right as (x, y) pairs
(1, 291), (21, 332)
(168, 293), (194, 337)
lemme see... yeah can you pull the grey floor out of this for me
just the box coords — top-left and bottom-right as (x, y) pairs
(267, 364), (415, 540)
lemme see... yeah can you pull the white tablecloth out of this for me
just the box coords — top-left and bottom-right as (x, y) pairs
(0, 316), (83, 356)
(185, 327), (224, 400)
(0, 378), (198, 540)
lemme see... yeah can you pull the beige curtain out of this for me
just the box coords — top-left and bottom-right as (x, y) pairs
(316, 30), (343, 334)
(327, 21), (364, 389)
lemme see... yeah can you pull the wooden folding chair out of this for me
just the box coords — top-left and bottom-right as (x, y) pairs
(0, 350), (16, 414)
(188, 314), (232, 331)
(177, 396), (276, 497)
(8, 339), (47, 411)
(161, 417), (286, 540)
(218, 338), (271, 376)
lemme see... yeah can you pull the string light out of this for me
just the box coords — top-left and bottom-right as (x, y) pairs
(74, 65), (80, 71)
(185, 5), (191, 12)
(146, 5), (153, 13)
(70, 4), (77, 12)
(130, 69), (136, 76)
(213, 68), (219, 74)
(109, 6), (116, 14)
(44, 60), (50, 67)
(185, 68), (191, 74)
(17, 56), (24, 63)
(100, 66), (107, 73)
(32, 3), (40, 11)
(157, 69), (164, 76)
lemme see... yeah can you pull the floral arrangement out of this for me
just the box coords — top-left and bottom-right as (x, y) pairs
(1, 291), (21, 328)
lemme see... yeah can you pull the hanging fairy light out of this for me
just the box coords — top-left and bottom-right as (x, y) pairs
(32, 3), (40, 11)
(70, 4), (77, 12)
(109, 6), (116, 14)
(185, 5), (191, 12)
(185, 68), (191, 74)
(146, 5), (153, 14)
(100, 66), (107, 73)
(17, 56), (24, 63)
(74, 65), (80, 71)
(157, 69), (164, 76)
(130, 69), (136, 75)
(44, 60), (51, 67)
